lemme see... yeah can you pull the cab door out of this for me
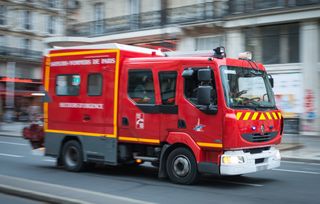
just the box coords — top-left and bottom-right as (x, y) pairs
(177, 65), (223, 151)
(118, 68), (161, 144)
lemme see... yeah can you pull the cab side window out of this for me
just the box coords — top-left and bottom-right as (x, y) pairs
(159, 71), (177, 105)
(128, 70), (155, 104)
(87, 73), (102, 96)
(56, 74), (80, 96)
(184, 68), (217, 105)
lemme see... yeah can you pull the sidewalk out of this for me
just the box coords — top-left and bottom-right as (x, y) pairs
(0, 122), (28, 137)
(0, 122), (319, 163)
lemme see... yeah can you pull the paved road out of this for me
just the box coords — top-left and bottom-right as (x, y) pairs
(0, 135), (320, 204)
(0, 193), (45, 204)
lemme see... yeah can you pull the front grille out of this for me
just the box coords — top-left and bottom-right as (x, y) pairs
(242, 131), (278, 143)
(255, 158), (265, 164)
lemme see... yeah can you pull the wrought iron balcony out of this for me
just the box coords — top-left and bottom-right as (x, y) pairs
(66, 0), (320, 37)
(66, 2), (225, 37)
(0, 46), (42, 62)
(229, 0), (320, 14)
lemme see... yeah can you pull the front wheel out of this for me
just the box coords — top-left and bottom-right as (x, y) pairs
(166, 147), (199, 185)
(62, 140), (85, 172)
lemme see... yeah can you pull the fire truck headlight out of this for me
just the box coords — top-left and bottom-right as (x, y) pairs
(222, 155), (245, 165)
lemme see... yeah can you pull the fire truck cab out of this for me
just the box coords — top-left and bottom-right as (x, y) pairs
(42, 44), (282, 184)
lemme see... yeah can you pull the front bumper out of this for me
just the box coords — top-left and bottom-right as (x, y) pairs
(220, 147), (281, 175)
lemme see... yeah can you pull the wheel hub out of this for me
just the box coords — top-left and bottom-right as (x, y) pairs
(173, 155), (191, 177)
(65, 146), (79, 167)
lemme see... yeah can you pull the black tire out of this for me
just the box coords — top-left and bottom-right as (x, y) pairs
(62, 140), (85, 172)
(166, 147), (199, 185)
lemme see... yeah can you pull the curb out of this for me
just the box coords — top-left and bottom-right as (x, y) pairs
(0, 184), (90, 204)
(281, 157), (320, 164)
(278, 144), (304, 151)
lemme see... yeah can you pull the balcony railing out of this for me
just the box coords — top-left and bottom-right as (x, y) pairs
(67, 0), (320, 37)
(0, 46), (42, 61)
(229, 0), (320, 14)
(67, 2), (225, 37)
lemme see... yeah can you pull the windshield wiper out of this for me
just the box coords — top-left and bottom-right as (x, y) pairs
(256, 104), (277, 109)
(231, 105), (256, 110)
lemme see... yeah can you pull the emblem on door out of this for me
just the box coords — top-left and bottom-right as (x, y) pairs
(136, 113), (144, 129)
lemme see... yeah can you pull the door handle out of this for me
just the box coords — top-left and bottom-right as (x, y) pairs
(178, 119), (186, 129)
(83, 115), (91, 121)
(122, 117), (129, 126)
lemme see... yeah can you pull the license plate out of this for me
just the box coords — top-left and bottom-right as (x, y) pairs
(257, 165), (268, 171)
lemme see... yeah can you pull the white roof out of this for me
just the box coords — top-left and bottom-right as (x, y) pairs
(44, 43), (164, 56)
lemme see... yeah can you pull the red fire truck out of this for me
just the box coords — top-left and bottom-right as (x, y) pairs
(26, 43), (283, 184)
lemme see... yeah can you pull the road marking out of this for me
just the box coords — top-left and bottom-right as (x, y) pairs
(273, 168), (320, 175)
(0, 153), (24, 158)
(211, 179), (263, 187)
(282, 160), (320, 166)
(0, 175), (155, 204)
(0, 141), (28, 146)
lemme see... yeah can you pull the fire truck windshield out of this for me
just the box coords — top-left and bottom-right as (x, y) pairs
(220, 66), (276, 110)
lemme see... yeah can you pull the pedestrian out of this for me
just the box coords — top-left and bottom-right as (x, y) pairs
(28, 100), (40, 122)
(0, 97), (2, 130)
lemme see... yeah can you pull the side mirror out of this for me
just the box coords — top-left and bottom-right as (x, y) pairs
(268, 74), (274, 88)
(197, 86), (212, 105)
(198, 69), (211, 82)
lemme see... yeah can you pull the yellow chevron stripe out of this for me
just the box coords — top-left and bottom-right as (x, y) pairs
(251, 112), (259, 120)
(278, 112), (282, 119)
(266, 112), (272, 120)
(243, 112), (251, 120)
(259, 113), (266, 120)
(236, 112), (243, 120)
(272, 112), (278, 120)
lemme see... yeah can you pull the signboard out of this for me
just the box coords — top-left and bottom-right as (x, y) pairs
(272, 73), (303, 118)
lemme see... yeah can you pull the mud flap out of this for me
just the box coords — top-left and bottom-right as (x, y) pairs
(158, 144), (170, 179)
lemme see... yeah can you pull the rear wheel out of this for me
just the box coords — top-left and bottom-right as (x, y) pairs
(166, 147), (198, 185)
(62, 140), (85, 172)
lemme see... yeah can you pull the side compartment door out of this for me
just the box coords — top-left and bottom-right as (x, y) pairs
(119, 69), (161, 144)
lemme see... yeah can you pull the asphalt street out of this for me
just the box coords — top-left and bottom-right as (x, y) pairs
(0, 193), (45, 204)
(0, 135), (320, 204)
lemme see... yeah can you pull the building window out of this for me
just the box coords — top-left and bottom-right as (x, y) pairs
(87, 73), (102, 96)
(0, 5), (6, 25)
(196, 36), (225, 51)
(0, 35), (4, 46)
(48, 16), (56, 34)
(24, 10), (32, 30)
(48, 0), (59, 8)
(22, 38), (31, 50)
(56, 75), (81, 96)
(128, 70), (155, 104)
(93, 2), (104, 34)
(245, 23), (300, 64)
(159, 71), (177, 105)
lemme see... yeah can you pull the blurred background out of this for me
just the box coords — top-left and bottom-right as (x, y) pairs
(0, 0), (319, 135)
